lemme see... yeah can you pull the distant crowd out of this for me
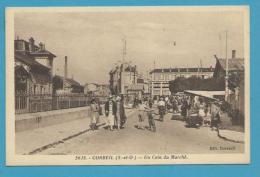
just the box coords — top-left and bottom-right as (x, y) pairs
(88, 93), (222, 133)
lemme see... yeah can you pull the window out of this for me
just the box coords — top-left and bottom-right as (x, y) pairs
(33, 85), (37, 94)
(160, 74), (164, 80)
(165, 74), (169, 80)
(154, 74), (160, 81)
(15, 41), (24, 50)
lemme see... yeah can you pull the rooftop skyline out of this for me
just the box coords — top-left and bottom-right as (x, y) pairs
(14, 7), (246, 84)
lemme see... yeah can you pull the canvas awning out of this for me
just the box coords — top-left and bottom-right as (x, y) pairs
(184, 90), (226, 100)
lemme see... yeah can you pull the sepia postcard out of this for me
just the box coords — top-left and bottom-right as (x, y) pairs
(6, 6), (250, 165)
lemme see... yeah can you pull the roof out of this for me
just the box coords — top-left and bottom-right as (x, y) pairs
(15, 51), (50, 71)
(184, 90), (225, 100)
(30, 49), (56, 57)
(15, 39), (56, 57)
(150, 67), (214, 74)
(66, 78), (81, 87)
(30, 70), (52, 84)
(217, 58), (244, 71)
(124, 65), (136, 72)
(15, 65), (52, 84)
(84, 83), (109, 87)
(15, 65), (30, 77)
(109, 67), (119, 74)
(54, 75), (82, 87)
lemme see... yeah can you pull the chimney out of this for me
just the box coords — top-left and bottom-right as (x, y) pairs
(39, 42), (44, 51)
(232, 50), (236, 59)
(29, 37), (35, 52)
(64, 56), (68, 80)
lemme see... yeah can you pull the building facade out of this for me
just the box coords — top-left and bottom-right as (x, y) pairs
(213, 50), (245, 121)
(84, 83), (110, 97)
(149, 67), (214, 97)
(109, 63), (138, 95)
(14, 37), (56, 95)
(53, 75), (84, 94)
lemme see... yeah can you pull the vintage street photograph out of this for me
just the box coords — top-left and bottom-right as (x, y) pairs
(6, 6), (250, 165)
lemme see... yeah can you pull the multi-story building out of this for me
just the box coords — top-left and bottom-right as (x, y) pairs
(149, 67), (214, 97)
(15, 37), (56, 95)
(109, 62), (138, 95)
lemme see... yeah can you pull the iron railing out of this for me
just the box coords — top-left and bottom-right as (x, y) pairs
(15, 93), (108, 114)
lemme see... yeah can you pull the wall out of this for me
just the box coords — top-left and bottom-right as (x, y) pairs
(15, 106), (100, 132)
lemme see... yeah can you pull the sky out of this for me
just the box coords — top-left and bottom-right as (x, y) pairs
(14, 8), (246, 84)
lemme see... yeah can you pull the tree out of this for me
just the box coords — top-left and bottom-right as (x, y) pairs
(228, 72), (244, 92)
(169, 76), (225, 94)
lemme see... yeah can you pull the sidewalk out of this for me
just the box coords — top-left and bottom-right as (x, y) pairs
(170, 112), (245, 143)
(16, 109), (135, 154)
(218, 129), (245, 143)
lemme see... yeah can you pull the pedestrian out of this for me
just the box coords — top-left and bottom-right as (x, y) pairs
(198, 97), (205, 118)
(172, 97), (178, 113)
(181, 98), (189, 120)
(158, 97), (166, 121)
(105, 95), (117, 131)
(136, 101), (147, 130)
(96, 98), (103, 116)
(146, 101), (156, 132)
(148, 97), (153, 109)
(165, 96), (169, 113)
(89, 99), (99, 130)
(115, 95), (124, 130)
(211, 101), (221, 135)
(119, 94), (127, 128)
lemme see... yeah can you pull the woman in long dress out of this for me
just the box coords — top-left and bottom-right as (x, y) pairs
(105, 96), (117, 131)
(89, 99), (99, 130)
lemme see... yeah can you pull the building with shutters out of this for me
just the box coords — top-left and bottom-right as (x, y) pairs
(149, 67), (214, 97)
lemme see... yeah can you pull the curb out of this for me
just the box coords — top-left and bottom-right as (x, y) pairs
(217, 129), (244, 144)
(27, 109), (137, 155)
(27, 123), (106, 155)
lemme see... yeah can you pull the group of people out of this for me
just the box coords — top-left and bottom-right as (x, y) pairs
(104, 95), (127, 131)
(136, 99), (156, 132)
(89, 95), (126, 131)
(170, 95), (222, 130)
(143, 94), (222, 130)
(89, 93), (222, 133)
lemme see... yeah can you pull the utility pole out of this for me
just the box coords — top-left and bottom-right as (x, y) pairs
(121, 38), (127, 95)
(225, 30), (229, 101)
(153, 60), (155, 80)
(122, 38), (126, 62)
(64, 56), (68, 90)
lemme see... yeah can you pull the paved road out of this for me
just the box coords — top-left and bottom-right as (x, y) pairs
(39, 109), (244, 155)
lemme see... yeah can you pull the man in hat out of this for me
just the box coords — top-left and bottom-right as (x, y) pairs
(105, 95), (117, 131)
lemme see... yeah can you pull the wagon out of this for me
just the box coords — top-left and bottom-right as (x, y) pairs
(185, 113), (203, 128)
